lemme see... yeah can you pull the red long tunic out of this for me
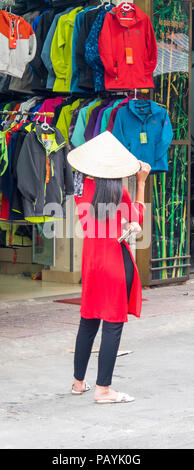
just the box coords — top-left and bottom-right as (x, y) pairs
(75, 177), (145, 323)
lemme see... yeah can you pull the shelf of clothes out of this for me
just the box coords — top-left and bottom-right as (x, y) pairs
(0, 1), (158, 94)
(0, 219), (32, 248)
(0, 90), (173, 221)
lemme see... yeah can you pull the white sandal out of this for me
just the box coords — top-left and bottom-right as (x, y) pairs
(94, 392), (135, 404)
(72, 381), (91, 395)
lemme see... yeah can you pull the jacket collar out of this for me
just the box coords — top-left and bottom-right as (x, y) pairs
(128, 100), (160, 120)
(110, 3), (146, 26)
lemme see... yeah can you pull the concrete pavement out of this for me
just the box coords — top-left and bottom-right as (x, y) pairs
(0, 281), (194, 449)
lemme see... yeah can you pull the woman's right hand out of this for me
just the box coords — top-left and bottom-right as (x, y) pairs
(136, 161), (151, 184)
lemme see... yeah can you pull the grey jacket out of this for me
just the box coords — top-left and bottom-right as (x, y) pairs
(16, 124), (74, 219)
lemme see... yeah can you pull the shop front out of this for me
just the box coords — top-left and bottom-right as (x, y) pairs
(0, 0), (193, 301)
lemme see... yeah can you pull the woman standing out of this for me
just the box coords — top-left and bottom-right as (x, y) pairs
(67, 132), (151, 404)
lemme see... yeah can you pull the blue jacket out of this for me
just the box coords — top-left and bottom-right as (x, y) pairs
(112, 100), (173, 173)
(71, 8), (93, 94)
(41, 9), (72, 89)
(85, 5), (113, 92)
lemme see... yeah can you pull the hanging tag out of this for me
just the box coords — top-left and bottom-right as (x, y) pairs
(140, 132), (148, 144)
(126, 47), (133, 64)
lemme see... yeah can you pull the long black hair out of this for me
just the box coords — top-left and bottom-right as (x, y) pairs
(91, 177), (123, 220)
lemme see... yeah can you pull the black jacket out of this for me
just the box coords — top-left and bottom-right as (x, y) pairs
(31, 9), (56, 91)
(76, 6), (104, 90)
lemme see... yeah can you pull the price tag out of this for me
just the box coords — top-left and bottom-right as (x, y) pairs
(126, 47), (133, 64)
(140, 132), (148, 144)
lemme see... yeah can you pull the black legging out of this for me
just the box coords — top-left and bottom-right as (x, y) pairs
(74, 243), (134, 387)
(74, 317), (124, 386)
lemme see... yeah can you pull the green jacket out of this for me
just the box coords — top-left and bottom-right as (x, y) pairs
(0, 131), (8, 176)
(56, 98), (82, 145)
(51, 7), (83, 92)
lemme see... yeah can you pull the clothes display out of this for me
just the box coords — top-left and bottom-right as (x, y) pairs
(0, 108), (74, 221)
(0, 1), (173, 231)
(0, 89), (173, 222)
(0, 2), (158, 94)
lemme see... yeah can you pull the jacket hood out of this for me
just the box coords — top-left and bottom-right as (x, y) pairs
(110, 3), (147, 26)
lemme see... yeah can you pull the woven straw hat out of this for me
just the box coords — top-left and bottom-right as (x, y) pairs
(67, 131), (140, 178)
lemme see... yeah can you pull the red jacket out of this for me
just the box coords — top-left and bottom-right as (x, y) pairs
(75, 177), (145, 323)
(98, 3), (157, 90)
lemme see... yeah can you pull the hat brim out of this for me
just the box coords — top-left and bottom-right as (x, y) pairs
(67, 131), (141, 179)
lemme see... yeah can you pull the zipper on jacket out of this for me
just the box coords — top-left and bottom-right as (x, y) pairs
(141, 113), (152, 137)
(36, 134), (66, 204)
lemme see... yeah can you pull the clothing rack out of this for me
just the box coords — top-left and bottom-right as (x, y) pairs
(0, 110), (54, 118)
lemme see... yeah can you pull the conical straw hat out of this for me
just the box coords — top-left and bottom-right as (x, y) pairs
(67, 131), (140, 178)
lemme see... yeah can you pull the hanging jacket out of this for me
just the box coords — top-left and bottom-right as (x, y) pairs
(84, 99), (111, 141)
(30, 9), (55, 90)
(0, 132), (8, 176)
(0, 10), (37, 79)
(85, 4), (113, 92)
(71, 7), (93, 94)
(32, 97), (64, 124)
(56, 98), (82, 146)
(112, 100), (173, 173)
(76, 6), (105, 91)
(100, 98), (122, 132)
(98, 3), (157, 90)
(9, 125), (29, 219)
(41, 9), (72, 90)
(9, 10), (41, 94)
(16, 125), (74, 219)
(51, 7), (83, 92)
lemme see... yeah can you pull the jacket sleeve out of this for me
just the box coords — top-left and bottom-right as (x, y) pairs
(155, 110), (173, 160)
(121, 186), (145, 227)
(64, 147), (74, 196)
(30, 13), (52, 79)
(76, 13), (89, 73)
(98, 14), (117, 78)
(112, 110), (127, 147)
(51, 16), (66, 79)
(16, 134), (41, 205)
(41, 17), (57, 77)
(27, 26), (37, 63)
(144, 16), (158, 76)
(0, 132), (8, 176)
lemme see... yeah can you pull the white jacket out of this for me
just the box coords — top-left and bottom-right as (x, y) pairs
(0, 10), (37, 78)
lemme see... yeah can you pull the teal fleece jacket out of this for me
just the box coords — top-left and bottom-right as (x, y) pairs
(112, 100), (173, 173)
